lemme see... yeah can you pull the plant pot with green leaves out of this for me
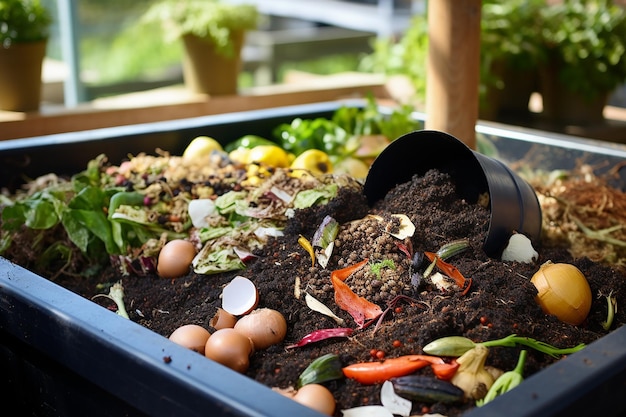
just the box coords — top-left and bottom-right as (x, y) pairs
(142, 0), (259, 96)
(0, 0), (52, 112)
(479, 0), (546, 121)
(539, 0), (626, 126)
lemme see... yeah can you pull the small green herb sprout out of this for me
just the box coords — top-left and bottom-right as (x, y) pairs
(477, 350), (527, 406)
(601, 291), (618, 331)
(370, 259), (396, 278)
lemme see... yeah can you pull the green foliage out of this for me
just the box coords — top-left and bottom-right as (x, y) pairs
(141, 0), (259, 57)
(359, 0), (626, 103)
(541, 0), (626, 99)
(273, 96), (421, 157)
(481, 0), (547, 70)
(358, 15), (428, 101)
(0, 0), (51, 45)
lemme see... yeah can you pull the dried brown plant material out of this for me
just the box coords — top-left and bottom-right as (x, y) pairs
(530, 163), (626, 265)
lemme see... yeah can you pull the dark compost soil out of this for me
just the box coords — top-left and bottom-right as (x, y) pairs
(47, 168), (626, 417)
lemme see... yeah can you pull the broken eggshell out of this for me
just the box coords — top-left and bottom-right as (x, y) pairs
(222, 276), (259, 316)
(363, 130), (542, 258)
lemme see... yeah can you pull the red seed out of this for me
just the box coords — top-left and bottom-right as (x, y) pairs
(394, 306), (403, 314)
(392, 340), (402, 348)
(375, 350), (386, 359)
(480, 316), (488, 325)
(370, 349), (378, 358)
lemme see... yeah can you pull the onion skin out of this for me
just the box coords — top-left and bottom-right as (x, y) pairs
(531, 262), (592, 326)
(234, 308), (287, 350)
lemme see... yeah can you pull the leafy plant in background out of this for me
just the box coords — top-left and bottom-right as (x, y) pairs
(359, 0), (626, 108)
(541, 0), (626, 100)
(358, 14), (428, 102)
(0, 0), (52, 46)
(141, 0), (259, 58)
(479, 0), (546, 102)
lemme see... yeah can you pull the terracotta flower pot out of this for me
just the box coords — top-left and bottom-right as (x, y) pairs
(181, 31), (244, 96)
(0, 40), (47, 112)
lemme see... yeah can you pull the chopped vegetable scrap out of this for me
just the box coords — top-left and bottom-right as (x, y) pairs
(297, 353), (344, 387)
(298, 235), (315, 267)
(423, 251), (472, 295)
(312, 215), (339, 268)
(286, 328), (354, 349)
(390, 375), (465, 404)
(330, 259), (383, 328)
(477, 350), (527, 406)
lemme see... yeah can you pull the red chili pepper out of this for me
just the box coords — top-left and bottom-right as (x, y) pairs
(285, 328), (354, 349)
(424, 252), (472, 295)
(431, 360), (459, 380)
(342, 354), (446, 385)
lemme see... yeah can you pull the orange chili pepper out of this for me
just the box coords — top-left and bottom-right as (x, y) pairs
(424, 252), (472, 295)
(431, 360), (459, 381)
(342, 354), (445, 385)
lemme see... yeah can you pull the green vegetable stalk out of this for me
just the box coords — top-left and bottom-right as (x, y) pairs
(92, 281), (129, 319)
(601, 291), (617, 331)
(476, 350), (527, 406)
(423, 334), (585, 358)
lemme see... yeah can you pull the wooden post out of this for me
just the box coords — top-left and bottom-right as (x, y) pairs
(425, 0), (481, 149)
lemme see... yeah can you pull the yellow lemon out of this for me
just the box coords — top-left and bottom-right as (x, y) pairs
(247, 145), (291, 168)
(290, 149), (333, 177)
(228, 147), (251, 165)
(183, 136), (223, 159)
(333, 157), (369, 179)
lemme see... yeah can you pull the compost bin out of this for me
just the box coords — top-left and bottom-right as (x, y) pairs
(1, 101), (625, 417)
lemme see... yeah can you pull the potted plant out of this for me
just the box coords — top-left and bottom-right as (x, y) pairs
(0, 0), (52, 112)
(142, 0), (259, 96)
(539, 0), (626, 125)
(479, 0), (546, 121)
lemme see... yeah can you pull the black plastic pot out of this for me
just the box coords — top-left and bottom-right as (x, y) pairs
(363, 130), (542, 258)
(1, 101), (626, 417)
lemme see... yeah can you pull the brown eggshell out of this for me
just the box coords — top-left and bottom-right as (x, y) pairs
(168, 324), (211, 355)
(210, 308), (238, 330)
(204, 328), (254, 373)
(293, 384), (336, 416)
(157, 239), (196, 279)
(233, 308), (287, 350)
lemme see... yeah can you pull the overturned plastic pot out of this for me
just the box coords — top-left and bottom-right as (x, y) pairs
(363, 130), (542, 258)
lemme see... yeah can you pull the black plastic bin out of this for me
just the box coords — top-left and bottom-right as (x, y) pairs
(1, 101), (626, 417)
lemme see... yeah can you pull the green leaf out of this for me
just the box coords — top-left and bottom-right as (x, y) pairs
(293, 184), (338, 209)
